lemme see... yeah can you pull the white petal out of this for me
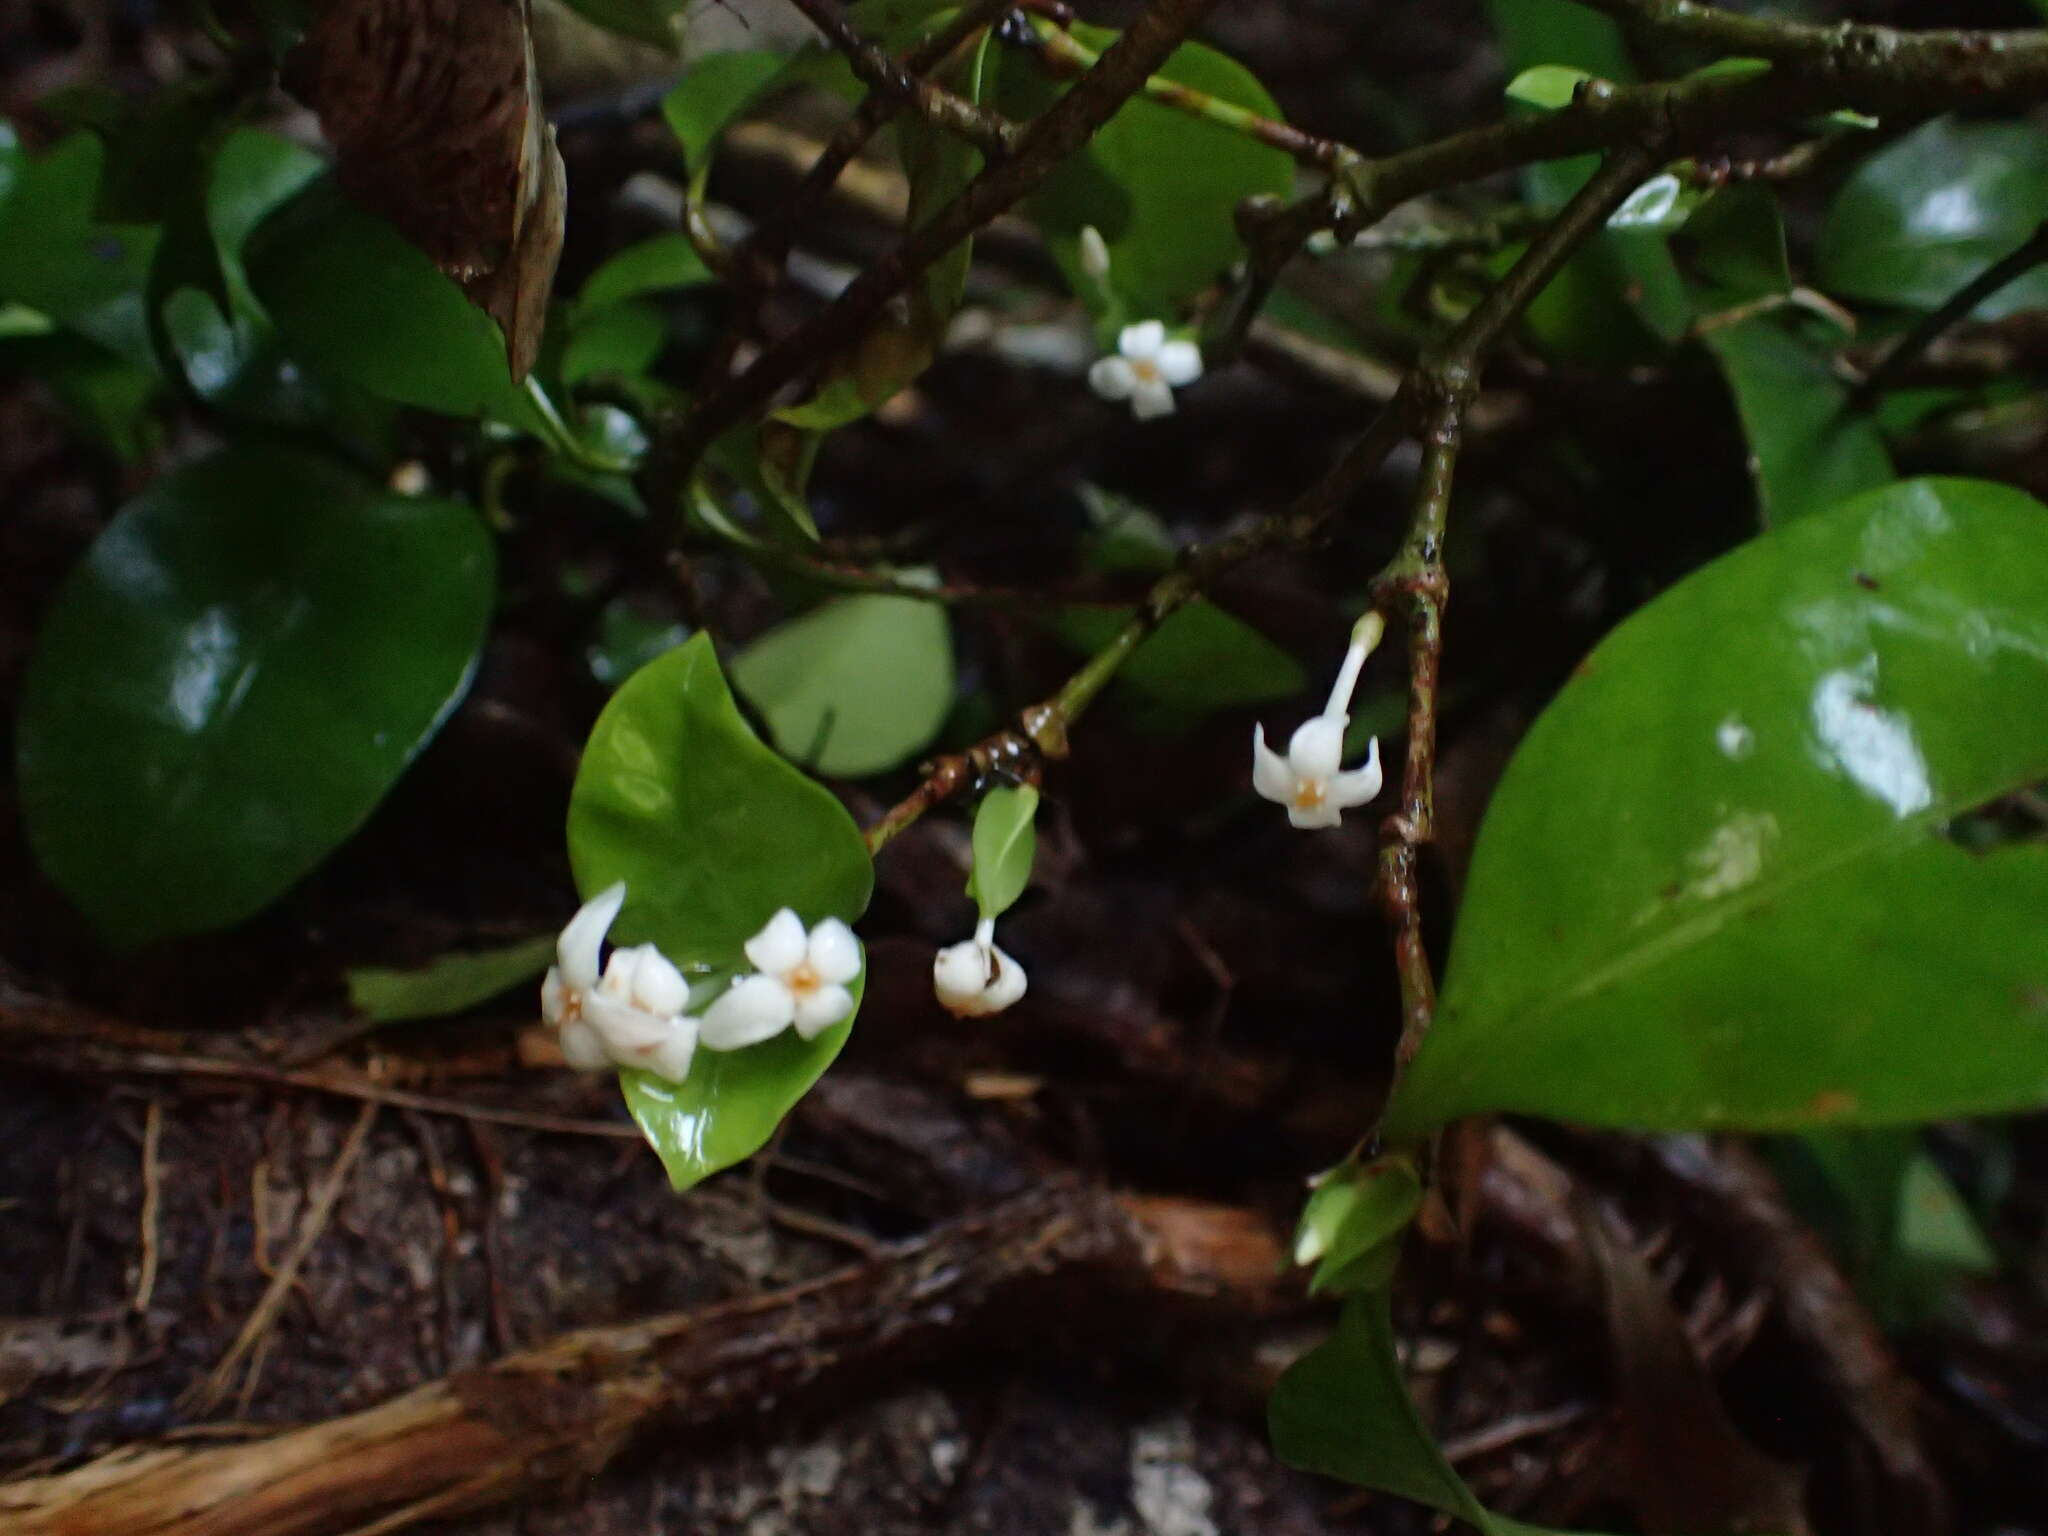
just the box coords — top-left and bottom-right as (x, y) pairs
(1155, 339), (1203, 386)
(1288, 714), (1346, 780)
(934, 940), (993, 1011)
(793, 984), (853, 1039)
(558, 1017), (610, 1071)
(744, 908), (808, 978)
(1327, 738), (1383, 809)
(981, 946), (1027, 1012)
(540, 967), (569, 1025)
(557, 882), (626, 991)
(700, 974), (796, 1049)
(1252, 723), (1296, 806)
(1119, 319), (1166, 360)
(1089, 355), (1136, 401)
(625, 944), (689, 1015)
(805, 918), (862, 985)
(584, 992), (673, 1053)
(643, 1019), (699, 1083)
(1130, 378), (1177, 420)
(1287, 800), (1344, 831)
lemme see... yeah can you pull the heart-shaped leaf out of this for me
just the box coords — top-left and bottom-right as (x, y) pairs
(1382, 478), (2048, 1139)
(566, 634), (874, 1188)
(17, 444), (494, 944)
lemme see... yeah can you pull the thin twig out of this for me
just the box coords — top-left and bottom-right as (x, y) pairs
(1855, 219), (2048, 401)
(186, 1102), (379, 1416)
(781, 0), (1019, 156)
(132, 1098), (163, 1314)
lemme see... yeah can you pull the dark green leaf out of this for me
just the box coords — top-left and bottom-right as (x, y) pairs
(0, 132), (159, 366)
(1055, 602), (1305, 717)
(1818, 118), (2048, 319)
(246, 177), (546, 429)
(575, 232), (713, 317)
(562, 298), (666, 386)
(348, 935), (556, 1023)
(731, 594), (955, 777)
(1382, 478), (2048, 1139)
(1680, 184), (1791, 301)
(967, 784), (1038, 920)
(1489, 0), (1630, 80)
(17, 444), (495, 944)
(567, 635), (873, 1188)
(1702, 315), (1893, 526)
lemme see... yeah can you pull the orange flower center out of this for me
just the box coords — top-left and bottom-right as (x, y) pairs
(788, 961), (822, 996)
(1131, 358), (1161, 385)
(1293, 778), (1327, 810)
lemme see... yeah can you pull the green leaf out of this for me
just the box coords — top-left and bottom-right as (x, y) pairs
(567, 634), (874, 1188)
(575, 232), (713, 317)
(348, 934), (557, 1023)
(1818, 118), (2048, 319)
(1292, 1153), (1423, 1296)
(1382, 478), (2048, 1140)
(246, 177), (545, 430)
(1505, 63), (1595, 111)
(17, 444), (495, 944)
(0, 332), (159, 459)
(587, 599), (690, 688)
(731, 593), (955, 777)
(1054, 602), (1305, 718)
(557, 0), (685, 51)
(1680, 183), (1790, 301)
(1489, 0), (1630, 80)
(561, 298), (666, 386)
(1272, 1285), (1603, 1536)
(1701, 315), (1893, 526)
(662, 50), (791, 176)
(1005, 24), (1293, 317)
(967, 784), (1038, 920)
(206, 129), (325, 318)
(0, 132), (160, 367)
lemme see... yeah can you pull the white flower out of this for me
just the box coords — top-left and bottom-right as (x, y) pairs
(1252, 611), (1387, 831)
(933, 917), (1027, 1017)
(540, 882), (700, 1082)
(700, 909), (861, 1050)
(1088, 320), (1202, 420)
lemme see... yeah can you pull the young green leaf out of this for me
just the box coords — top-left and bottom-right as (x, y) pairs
(567, 634), (874, 1188)
(1505, 63), (1595, 111)
(1702, 316), (1893, 526)
(731, 594), (955, 778)
(1819, 117), (2048, 319)
(1382, 478), (2048, 1140)
(575, 232), (713, 318)
(662, 49), (791, 177)
(1291, 1152), (1423, 1295)
(348, 934), (557, 1023)
(967, 785), (1039, 921)
(17, 444), (495, 944)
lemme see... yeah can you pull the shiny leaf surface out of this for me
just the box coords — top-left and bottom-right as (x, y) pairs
(1383, 478), (2048, 1138)
(17, 444), (494, 943)
(967, 785), (1038, 920)
(1818, 117), (2048, 319)
(568, 635), (873, 1189)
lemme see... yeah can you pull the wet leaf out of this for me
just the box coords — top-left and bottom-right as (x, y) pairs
(1383, 478), (2048, 1139)
(567, 635), (873, 1188)
(1819, 117), (2048, 319)
(967, 785), (1038, 920)
(731, 594), (955, 778)
(17, 444), (494, 944)
(349, 934), (557, 1022)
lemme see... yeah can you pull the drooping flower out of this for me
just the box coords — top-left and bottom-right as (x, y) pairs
(933, 917), (1028, 1017)
(1088, 320), (1203, 420)
(700, 909), (862, 1050)
(540, 882), (699, 1082)
(1252, 611), (1387, 831)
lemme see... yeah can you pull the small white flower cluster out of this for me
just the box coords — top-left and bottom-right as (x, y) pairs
(933, 916), (1026, 1017)
(1089, 320), (1204, 420)
(1252, 611), (1387, 830)
(540, 884), (859, 1083)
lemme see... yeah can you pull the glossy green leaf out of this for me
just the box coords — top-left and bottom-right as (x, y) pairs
(206, 129), (325, 317)
(1005, 23), (1293, 317)
(575, 232), (713, 317)
(967, 784), (1038, 920)
(662, 50), (790, 175)
(1505, 63), (1595, 110)
(1702, 316), (1893, 526)
(0, 132), (159, 366)
(246, 177), (545, 430)
(1382, 478), (2048, 1140)
(731, 593), (955, 777)
(1272, 1285), (1601, 1536)
(567, 634), (873, 1188)
(557, 0), (685, 51)
(348, 934), (556, 1023)
(1292, 1153), (1423, 1296)
(17, 444), (494, 944)
(1055, 602), (1305, 717)
(1818, 118), (2048, 319)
